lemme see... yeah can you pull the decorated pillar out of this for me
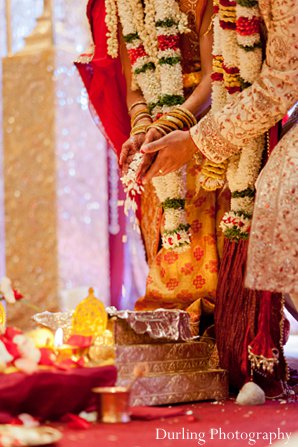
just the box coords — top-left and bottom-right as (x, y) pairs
(2, 1), (58, 327)
(2, 1), (110, 328)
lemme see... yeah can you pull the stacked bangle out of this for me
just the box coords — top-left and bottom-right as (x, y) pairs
(147, 106), (197, 135)
(129, 103), (197, 137)
(148, 124), (168, 136)
(131, 108), (152, 127)
(128, 100), (147, 114)
(130, 123), (150, 136)
(175, 106), (197, 127)
(129, 102), (153, 136)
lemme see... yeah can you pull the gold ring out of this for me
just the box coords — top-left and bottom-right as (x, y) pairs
(158, 169), (163, 175)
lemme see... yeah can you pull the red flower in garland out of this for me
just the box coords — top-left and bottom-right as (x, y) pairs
(236, 16), (260, 36)
(157, 35), (179, 51)
(226, 86), (241, 94)
(220, 0), (236, 6)
(127, 45), (147, 65)
(211, 72), (224, 82)
(222, 64), (239, 75)
(219, 20), (236, 30)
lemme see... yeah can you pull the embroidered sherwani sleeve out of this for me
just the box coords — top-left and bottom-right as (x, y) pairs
(190, 0), (298, 163)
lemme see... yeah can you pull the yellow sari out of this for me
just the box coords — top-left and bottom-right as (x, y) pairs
(135, 0), (230, 331)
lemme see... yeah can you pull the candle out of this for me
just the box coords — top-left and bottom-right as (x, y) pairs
(53, 328), (82, 362)
(54, 328), (64, 347)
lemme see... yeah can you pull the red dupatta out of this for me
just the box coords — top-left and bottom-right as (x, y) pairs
(75, 0), (130, 158)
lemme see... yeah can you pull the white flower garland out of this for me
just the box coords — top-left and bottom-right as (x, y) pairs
(113, 0), (191, 249)
(121, 152), (144, 232)
(236, 4), (262, 84)
(129, 0), (158, 60)
(104, 0), (119, 58)
(209, 13), (225, 124)
(220, 211), (252, 239)
(214, 0), (264, 240)
(118, 0), (161, 104)
(226, 137), (264, 193)
(211, 76), (227, 113)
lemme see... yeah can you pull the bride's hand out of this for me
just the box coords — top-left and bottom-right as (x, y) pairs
(119, 133), (146, 174)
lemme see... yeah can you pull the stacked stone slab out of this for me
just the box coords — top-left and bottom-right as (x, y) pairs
(112, 316), (228, 406)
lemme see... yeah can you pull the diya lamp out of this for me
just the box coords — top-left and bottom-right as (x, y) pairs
(53, 328), (74, 361)
(50, 288), (110, 363)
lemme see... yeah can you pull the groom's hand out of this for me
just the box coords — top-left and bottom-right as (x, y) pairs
(139, 130), (199, 184)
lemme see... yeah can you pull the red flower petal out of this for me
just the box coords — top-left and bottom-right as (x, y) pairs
(13, 289), (24, 301)
(67, 335), (93, 348)
(61, 413), (91, 429)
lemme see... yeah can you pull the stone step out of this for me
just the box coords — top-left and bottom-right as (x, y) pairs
(118, 369), (228, 406)
(116, 340), (216, 377)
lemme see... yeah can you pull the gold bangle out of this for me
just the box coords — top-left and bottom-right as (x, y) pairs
(148, 121), (172, 134)
(131, 127), (148, 136)
(148, 124), (168, 136)
(206, 160), (228, 168)
(168, 111), (190, 128)
(183, 108), (197, 126)
(130, 122), (149, 135)
(131, 131), (145, 136)
(170, 109), (193, 128)
(201, 165), (227, 175)
(133, 116), (152, 127)
(128, 101), (147, 114)
(201, 170), (226, 180)
(131, 108), (149, 119)
(132, 113), (152, 127)
(164, 115), (184, 129)
(131, 124), (148, 132)
(175, 106), (197, 126)
(156, 120), (178, 132)
(131, 129), (146, 135)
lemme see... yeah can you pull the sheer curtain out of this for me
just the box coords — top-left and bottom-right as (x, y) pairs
(0, 0), (147, 311)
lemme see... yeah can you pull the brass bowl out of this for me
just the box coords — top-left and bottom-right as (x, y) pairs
(92, 386), (131, 423)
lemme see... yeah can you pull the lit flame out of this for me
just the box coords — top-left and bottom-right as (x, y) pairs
(54, 328), (64, 347)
